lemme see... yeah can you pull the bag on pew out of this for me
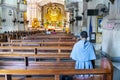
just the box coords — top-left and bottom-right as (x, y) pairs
(60, 75), (73, 80)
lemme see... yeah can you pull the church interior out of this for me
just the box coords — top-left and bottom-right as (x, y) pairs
(0, 0), (120, 80)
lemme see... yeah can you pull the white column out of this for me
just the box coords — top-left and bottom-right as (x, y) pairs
(2, 0), (17, 7)
(101, 0), (120, 57)
(1, 0), (18, 32)
(73, 9), (77, 36)
(66, 12), (70, 31)
(27, 1), (40, 28)
(0, 7), (2, 33)
(115, 0), (120, 19)
(78, 1), (83, 35)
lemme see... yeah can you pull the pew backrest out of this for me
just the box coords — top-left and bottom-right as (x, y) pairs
(0, 57), (113, 80)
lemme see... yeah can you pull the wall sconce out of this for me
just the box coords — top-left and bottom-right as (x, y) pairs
(69, 18), (75, 24)
(8, 10), (12, 16)
(12, 18), (17, 25)
(23, 20), (29, 24)
(82, 12), (84, 15)
(17, 20), (20, 23)
(86, 0), (89, 2)
(13, 18), (17, 23)
(75, 9), (79, 12)
(26, 20), (29, 24)
(86, 0), (92, 2)
(75, 16), (82, 21)
(1, 19), (6, 22)
(20, 21), (24, 24)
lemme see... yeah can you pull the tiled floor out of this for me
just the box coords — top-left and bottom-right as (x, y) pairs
(95, 52), (120, 80)
(112, 62), (120, 70)
(112, 62), (120, 80)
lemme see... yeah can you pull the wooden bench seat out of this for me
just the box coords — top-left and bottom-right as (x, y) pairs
(0, 46), (72, 53)
(0, 53), (73, 67)
(0, 53), (113, 80)
(10, 34), (77, 43)
(22, 35), (75, 39)
(0, 61), (75, 69)
(10, 39), (77, 43)
(0, 77), (54, 80)
(0, 66), (112, 80)
(0, 75), (103, 80)
(0, 33), (113, 80)
(0, 42), (75, 47)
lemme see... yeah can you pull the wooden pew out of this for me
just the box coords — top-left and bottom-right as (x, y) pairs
(0, 33), (113, 80)
(10, 38), (77, 43)
(0, 56), (113, 80)
(22, 35), (75, 39)
(0, 53), (73, 68)
(24, 32), (75, 38)
(10, 33), (77, 43)
(0, 46), (72, 53)
(0, 53), (73, 80)
(0, 42), (75, 47)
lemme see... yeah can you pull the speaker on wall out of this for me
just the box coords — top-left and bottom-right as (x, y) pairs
(87, 9), (99, 16)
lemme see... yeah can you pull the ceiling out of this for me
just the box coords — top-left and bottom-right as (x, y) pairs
(27, 0), (65, 6)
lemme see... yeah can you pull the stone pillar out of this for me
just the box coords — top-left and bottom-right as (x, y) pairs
(0, 7), (2, 33)
(17, 1), (27, 31)
(101, 0), (120, 57)
(78, 1), (83, 35)
(69, 9), (75, 34)
(73, 9), (77, 36)
(82, 0), (88, 31)
(27, 1), (40, 29)
(1, 0), (18, 32)
(109, 0), (120, 19)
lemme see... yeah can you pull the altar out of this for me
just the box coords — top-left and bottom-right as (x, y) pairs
(42, 3), (66, 31)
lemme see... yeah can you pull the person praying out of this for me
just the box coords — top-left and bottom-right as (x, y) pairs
(70, 31), (96, 79)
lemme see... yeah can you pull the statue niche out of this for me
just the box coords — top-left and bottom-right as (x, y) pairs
(43, 3), (64, 29)
(46, 4), (62, 22)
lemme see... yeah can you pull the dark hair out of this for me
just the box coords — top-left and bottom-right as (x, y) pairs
(80, 31), (88, 38)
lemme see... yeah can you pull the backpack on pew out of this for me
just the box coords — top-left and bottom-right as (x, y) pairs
(60, 75), (73, 80)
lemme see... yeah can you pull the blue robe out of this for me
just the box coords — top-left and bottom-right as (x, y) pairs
(70, 40), (96, 69)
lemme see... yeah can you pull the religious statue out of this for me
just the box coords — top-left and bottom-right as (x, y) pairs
(44, 3), (65, 29)
(47, 4), (61, 22)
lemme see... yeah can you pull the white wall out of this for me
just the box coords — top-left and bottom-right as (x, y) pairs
(1, 0), (18, 32)
(87, 0), (105, 33)
(102, 29), (113, 55)
(0, 7), (2, 33)
(19, 4), (27, 12)
(101, 0), (120, 57)
(17, 12), (24, 31)
(86, 0), (120, 57)
(73, 2), (83, 36)
(2, 7), (15, 32)
(72, 1), (83, 36)
(2, 0), (17, 8)
(86, 0), (111, 51)
(102, 28), (120, 57)
(112, 30), (120, 57)
(1, 0), (27, 32)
